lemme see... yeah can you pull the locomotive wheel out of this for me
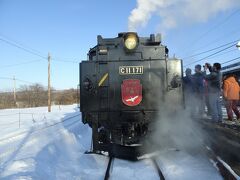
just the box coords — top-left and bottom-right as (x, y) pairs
(92, 122), (99, 152)
(99, 129), (109, 144)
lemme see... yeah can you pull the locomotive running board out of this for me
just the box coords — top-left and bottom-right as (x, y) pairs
(84, 150), (108, 156)
(84, 144), (144, 161)
(84, 143), (176, 161)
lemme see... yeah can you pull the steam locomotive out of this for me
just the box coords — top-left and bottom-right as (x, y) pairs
(80, 32), (183, 157)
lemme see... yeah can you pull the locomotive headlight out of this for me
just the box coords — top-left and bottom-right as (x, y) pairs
(124, 33), (139, 51)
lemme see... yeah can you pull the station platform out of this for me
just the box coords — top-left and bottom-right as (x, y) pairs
(199, 115), (240, 175)
(203, 106), (240, 128)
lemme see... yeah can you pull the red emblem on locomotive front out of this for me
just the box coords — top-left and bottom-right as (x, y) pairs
(121, 79), (142, 106)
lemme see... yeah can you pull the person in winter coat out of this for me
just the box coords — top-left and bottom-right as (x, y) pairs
(223, 75), (240, 121)
(183, 68), (193, 94)
(203, 79), (211, 116)
(183, 68), (194, 111)
(192, 64), (205, 118)
(204, 63), (223, 122)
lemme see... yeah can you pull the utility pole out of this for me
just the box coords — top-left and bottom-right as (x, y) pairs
(13, 76), (16, 107)
(48, 52), (51, 112)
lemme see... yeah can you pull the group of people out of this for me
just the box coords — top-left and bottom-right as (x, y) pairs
(183, 62), (240, 123)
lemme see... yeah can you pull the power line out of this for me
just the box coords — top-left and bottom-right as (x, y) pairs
(51, 58), (78, 64)
(184, 44), (236, 67)
(194, 9), (240, 41)
(0, 60), (42, 68)
(188, 26), (240, 54)
(221, 56), (240, 65)
(182, 39), (239, 59)
(203, 49), (238, 60)
(0, 35), (78, 64)
(0, 33), (44, 55)
(0, 37), (78, 64)
(0, 77), (12, 80)
(15, 78), (36, 85)
(181, 9), (240, 55)
(0, 77), (36, 84)
(0, 38), (47, 60)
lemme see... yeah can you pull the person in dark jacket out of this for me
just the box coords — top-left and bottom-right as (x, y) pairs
(204, 63), (222, 122)
(203, 79), (211, 116)
(183, 68), (193, 111)
(192, 64), (205, 118)
(183, 68), (193, 93)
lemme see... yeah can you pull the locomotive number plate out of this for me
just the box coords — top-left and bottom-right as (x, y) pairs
(119, 66), (143, 75)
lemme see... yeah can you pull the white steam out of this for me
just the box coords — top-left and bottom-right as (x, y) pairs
(145, 93), (207, 153)
(128, 0), (240, 32)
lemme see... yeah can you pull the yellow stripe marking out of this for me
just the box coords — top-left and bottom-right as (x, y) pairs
(98, 73), (109, 86)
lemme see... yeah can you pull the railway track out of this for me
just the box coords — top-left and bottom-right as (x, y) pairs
(104, 156), (114, 180)
(103, 156), (165, 180)
(100, 147), (239, 180)
(151, 158), (165, 180)
(200, 120), (240, 178)
(205, 146), (239, 180)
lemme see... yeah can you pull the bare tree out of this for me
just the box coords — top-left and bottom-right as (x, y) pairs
(54, 89), (78, 105)
(0, 92), (15, 109)
(0, 84), (78, 109)
(18, 83), (47, 107)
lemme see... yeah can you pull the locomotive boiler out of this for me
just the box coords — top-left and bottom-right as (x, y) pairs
(80, 32), (183, 157)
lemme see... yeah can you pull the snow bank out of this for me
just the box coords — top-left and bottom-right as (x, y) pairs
(0, 105), (226, 179)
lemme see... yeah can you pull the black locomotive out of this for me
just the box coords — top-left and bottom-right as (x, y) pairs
(80, 32), (183, 157)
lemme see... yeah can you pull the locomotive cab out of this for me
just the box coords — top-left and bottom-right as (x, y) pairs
(80, 32), (183, 156)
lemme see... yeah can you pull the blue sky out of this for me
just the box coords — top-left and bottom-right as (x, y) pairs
(0, 0), (240, 91)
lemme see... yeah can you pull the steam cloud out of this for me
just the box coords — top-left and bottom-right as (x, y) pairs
(151, 109), (205, 152)
(128, 0), (240, 32)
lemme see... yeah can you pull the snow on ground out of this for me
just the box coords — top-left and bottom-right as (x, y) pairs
(0, 105), (225, 179)
(111, 158), (159, 179)
(155, 149), (223, 180)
